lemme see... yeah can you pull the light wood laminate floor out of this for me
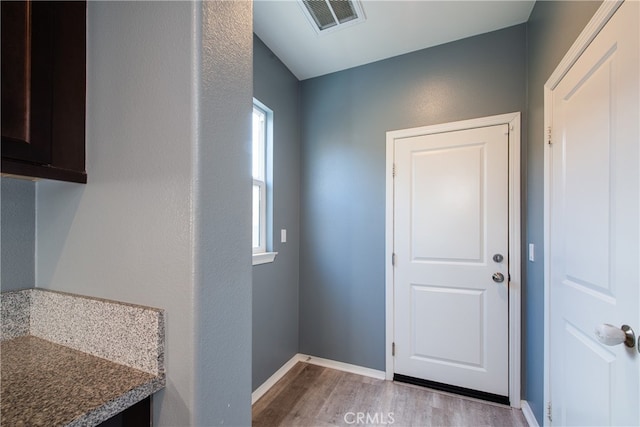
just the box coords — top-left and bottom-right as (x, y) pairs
(252, 362), (527, 427)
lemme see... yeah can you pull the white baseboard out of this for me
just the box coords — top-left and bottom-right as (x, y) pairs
(521, 400), (540, 427)
(252, 353), (386, 405)
(297, 353), (386, 380)
(251, 354), (304, 405)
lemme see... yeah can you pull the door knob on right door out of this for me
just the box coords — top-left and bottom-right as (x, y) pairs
(595, 324), (636, 350)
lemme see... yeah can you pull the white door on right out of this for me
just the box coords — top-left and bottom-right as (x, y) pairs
(550, 1), (639, 425)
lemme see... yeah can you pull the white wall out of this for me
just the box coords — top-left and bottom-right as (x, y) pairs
(36, 2), (252, 425)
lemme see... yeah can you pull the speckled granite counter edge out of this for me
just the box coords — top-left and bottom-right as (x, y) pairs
(68, 374), (166, 427)
(2, 336), (166, 427)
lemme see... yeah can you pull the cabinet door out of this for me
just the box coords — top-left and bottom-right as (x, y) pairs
(1, 1), (86, 183)
(1, 1), (53, 165)
(50, 1), (86, 173)
(1, 2), (30, 143)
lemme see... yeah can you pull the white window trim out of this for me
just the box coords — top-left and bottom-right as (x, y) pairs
(253, 251), (278, 266)
(252, 100), (276, 266)
(253, 178), (267, 255)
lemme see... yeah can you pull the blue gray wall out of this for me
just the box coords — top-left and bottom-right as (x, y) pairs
(252, 36), (301, 391)
(524, 1), (601, 424)
(299, 25), (527, 371)
(1, 178), (35, 291)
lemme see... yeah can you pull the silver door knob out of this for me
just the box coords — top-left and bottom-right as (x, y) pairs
(492, 272), (504, 283)
(595, 324), (635, 348)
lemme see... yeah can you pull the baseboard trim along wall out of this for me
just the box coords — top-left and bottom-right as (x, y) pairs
(253, 353), (532, 420)
(252, 354), (304, 404)
(521, 400), (540, 427)
(299, 354), (387, 380)
(251, 354), (386, 405)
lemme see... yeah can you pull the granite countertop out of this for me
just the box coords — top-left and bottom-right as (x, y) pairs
(1, 335), (164, 427)
(1, 289), (165, 426)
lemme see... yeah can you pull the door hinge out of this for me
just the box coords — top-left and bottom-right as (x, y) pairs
(546, 126), (552, 145)
(392, 253), (396, 266)
(547, 401), (552, 422)
(392, 342), (395, 356)
(392, 163), (396, 177)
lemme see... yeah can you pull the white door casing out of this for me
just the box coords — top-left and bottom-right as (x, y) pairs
(545, 1), (639, 425)
(385, 112), (521, 407)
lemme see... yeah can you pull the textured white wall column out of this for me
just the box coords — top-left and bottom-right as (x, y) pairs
(193, 1), (254, 424)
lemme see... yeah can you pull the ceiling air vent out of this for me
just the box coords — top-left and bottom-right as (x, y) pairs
(299, 0), (366, 35)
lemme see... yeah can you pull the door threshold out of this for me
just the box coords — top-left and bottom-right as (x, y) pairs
(393, 374), (510, 406)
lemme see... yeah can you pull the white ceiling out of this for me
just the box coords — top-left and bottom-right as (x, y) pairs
(254, 0), (535, 80)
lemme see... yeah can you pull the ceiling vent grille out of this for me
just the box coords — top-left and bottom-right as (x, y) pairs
(299, 0), (366, 35)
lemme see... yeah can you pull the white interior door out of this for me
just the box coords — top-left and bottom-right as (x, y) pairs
(393, 124), (509, 399)
(549, 1), (639, 425)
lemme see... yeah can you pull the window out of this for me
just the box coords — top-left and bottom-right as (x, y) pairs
(252, 101), (277, 265)
(252, 105), (266, 252)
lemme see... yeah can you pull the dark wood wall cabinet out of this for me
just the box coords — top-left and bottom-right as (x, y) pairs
(1, 1), (87, 183)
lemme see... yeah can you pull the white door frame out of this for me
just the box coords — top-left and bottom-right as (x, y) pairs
(385, 112), (522, 408)
(543, 2), (625, 425)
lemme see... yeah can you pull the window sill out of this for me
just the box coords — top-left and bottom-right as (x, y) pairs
(253, 252), (278, 266)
